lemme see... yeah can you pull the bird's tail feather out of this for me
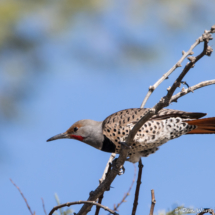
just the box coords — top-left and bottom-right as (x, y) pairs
(186, 117), (215, 134)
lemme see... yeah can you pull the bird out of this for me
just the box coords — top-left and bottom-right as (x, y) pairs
(47, 108), (215, 163)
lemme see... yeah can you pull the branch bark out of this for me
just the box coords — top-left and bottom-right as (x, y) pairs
(171, 79), (215, 102)
(149, 189), (156, 215)
(111, 164), (137, 213)
(48, 200), (118, 215)
(140, 25), (214, 108)
(131, 159), (144, 215)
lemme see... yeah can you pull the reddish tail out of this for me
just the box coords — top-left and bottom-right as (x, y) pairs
(186, 117), (215, 134)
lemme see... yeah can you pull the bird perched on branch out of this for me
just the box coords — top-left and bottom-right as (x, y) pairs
(47, 108), (215, 163)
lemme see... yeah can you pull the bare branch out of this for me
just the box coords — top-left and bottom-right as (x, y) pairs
(140, 26), (214, 108)
(111, 164), (137, 213)
(76, 145), (129, 215)
(131, 159), (144, 215)
(149, 190), (156, 215)
(171, 80), (215, 103)
(48, 200), (118, 215)
(41, 198), (47, 215)
(95, 153), (115, 215)
(99, 153), (116, 184)
(95, 193), (104, 215)
(10, 178), (35, 215)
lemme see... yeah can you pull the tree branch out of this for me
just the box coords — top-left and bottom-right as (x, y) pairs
(41, 198), (47, 215)
(140, 24), (215, 108)
(171, 79), (215, 103)
(131, 159), (144, 215)
(48, 200), (118, 215)
(99, 153), (116, 184)
(149, 189), (156, 215)
(95, 157), (113, 215)
(76, 144), (129, 215)
(111, 164), (137, 213)
(10, 178), (35, 215)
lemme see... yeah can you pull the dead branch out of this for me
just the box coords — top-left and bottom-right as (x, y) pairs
(99, 153), (116, 184)
(111, 164), (137, 213)
(48, 200), (118, 215)
(41, 198), (47, 215)
(95, 160), (112, 215)
(10, 178), (35, 215)
(149, 190), (156, 215)
(140, 24), (215, 108)
(76, 144), (129, 215)
(171, 79), (215, 103)
(131, 159), (144, 215)
(95, 193), (104, 215)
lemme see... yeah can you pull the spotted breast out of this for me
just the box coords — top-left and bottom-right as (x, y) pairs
(102, 108), (206, 163)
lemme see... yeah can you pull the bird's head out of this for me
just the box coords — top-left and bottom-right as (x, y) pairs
(47, 119), (104, 149)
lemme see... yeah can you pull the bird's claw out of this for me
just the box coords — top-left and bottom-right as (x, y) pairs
(120, 142), (131, 149)
(118, 166), (125, 175)
(112, 158), (126, 175)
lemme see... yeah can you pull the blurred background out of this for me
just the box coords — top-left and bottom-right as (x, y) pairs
(1, 0), (215, 214)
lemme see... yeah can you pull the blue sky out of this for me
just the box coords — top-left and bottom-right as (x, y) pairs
(1, 1), (215, 215)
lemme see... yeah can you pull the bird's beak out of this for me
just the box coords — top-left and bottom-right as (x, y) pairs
(46, 132), (69, 142)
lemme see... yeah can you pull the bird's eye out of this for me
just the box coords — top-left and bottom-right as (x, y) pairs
(74, 127), (78, 132)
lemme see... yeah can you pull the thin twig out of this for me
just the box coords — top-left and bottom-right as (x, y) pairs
(41, 198), (47, 215)
(75, 25), (214, 215)
(48, 200), (118, 215)
(10, 178), (35, 215)
(131, 159), (143, 215)
(140, 25), (214, 108)
(149, 189), (156, 215)
(171, 79), (215, 103)
(112, 164), (137, 213)
(95, 193), (104, 215)
(99, 153), (116, 184)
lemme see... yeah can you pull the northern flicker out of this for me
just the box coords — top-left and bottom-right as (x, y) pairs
(47, 108), (215, 163)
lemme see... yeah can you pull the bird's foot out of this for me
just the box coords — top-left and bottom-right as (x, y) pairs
(120, 142), (132, 149)
(112, 158), (125, 175)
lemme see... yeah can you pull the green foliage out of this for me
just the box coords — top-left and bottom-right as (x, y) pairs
(158, 205), (194, 215)
(54, 193), (74, 215)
